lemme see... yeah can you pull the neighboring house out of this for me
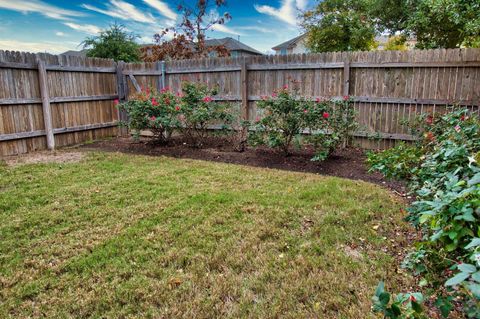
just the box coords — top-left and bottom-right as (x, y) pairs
(272, 34), (309, 55)
(204, 37), (263, 57)
(272, 34), (417, 54)
(142, 37), (264, 58)
(61, 49), (88, 57)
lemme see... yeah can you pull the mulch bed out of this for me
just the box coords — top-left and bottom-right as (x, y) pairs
(82, 136), (408, 196)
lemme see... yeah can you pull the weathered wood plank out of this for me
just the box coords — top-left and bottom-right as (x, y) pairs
(37, 59), (55, 150)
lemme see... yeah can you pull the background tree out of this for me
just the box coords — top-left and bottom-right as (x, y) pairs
(142, 0), (231, 62)
(83, 23), (141, 62)
(404, 0), (480, 49)
(383, 35), (408, 51)
(301, 0), (377, 52)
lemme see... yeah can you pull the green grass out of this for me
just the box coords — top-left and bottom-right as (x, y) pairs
(0, 152), (411, 318)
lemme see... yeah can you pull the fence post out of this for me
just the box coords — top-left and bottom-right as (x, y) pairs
(343, 57), (350, 97)
(116, 61), (128, 136)
(36, 57), (55, 150)
(241, 57), (249, 121)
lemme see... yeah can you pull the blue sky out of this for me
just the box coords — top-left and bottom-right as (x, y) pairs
(0, 0), (312, 54)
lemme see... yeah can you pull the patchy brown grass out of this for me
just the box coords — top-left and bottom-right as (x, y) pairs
(0, 151), (413, 318)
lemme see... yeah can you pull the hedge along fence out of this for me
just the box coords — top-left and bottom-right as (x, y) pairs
(1, 48), (480, 156)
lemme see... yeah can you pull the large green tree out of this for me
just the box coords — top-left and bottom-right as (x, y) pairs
(83, 24), (141, 62)
(301, 0), (377, 52)
(302, 0), (480, 52)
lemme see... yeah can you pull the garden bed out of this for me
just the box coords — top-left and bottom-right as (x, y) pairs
(83, 136), (408, 195)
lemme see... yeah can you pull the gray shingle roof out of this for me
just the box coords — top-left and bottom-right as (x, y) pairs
(272, 34), (306, 50)
(205, 37), (263, 55)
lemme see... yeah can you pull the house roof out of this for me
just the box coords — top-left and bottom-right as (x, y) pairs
(61, 49), (88, 57)
(272, 34), (306, 50)
(205, 37), (263, 55)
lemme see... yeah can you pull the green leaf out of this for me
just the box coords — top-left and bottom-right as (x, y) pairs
(379, 292), (390, 305)
(467, 283), (480, 299)
(411, 300), (423, 313)
(374, 281), (385, 296)
(445, 272), (470, 286)
(468, 173), (480, 186)
(458, 263), (477, 273)
(472, 271), (480, 283)
(465, 238), (480, 249)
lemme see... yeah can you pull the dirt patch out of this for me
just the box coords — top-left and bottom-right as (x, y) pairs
(81, 136), (408, 195)
(2, 151), (85, 166)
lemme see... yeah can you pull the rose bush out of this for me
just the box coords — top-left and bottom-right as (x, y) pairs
(368, 108), (480, 318)
(249, 87), (357, 160)
(116, 87), (181, 144)
(117, 82), (238, 147)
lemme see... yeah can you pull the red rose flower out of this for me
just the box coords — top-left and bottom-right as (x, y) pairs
(175, 105), (181, 111)
(165, 98), (171, 105)
(323, 112), (330, 119)
(283, 85), (288, 90)
(343, 95), (350, 101)
(113, 99), (119, 105)
(203, 96), (212, 103)
(151, 98), (159, 106)
(303, 109), (308, 113)
(150, 116), (156, 121)
(271, 93), (277, 98)
(409, 295), (416, 302)
(425, 115), (433, 125)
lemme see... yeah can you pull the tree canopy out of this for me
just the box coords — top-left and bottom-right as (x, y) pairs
(83, 24), (141, 62)
(301, 0), (480, 52)
(141, 0), (231, 62)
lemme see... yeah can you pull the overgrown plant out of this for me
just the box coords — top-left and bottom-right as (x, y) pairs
(368, 108), (480, 317)
(116, 87), (181, 144)
(250, 87), (357, 161)
(372, 282), (426, 319)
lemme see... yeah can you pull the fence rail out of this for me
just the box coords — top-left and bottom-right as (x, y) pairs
(1, 48), (480, 156)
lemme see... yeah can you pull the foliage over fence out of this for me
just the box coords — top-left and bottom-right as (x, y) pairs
(368, 108), (480, 318)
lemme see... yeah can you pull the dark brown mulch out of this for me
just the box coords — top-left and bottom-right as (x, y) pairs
(82, 136), (409, 196)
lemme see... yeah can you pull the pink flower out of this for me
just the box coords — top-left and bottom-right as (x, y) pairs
(146, 87), (150, 96)
(283, 85), (288, 90)
(150, 116), (156, 121)
(151, 98), (159, 106)
(261, 95), (268, 100)
(203, 96), (213, 103)
(343, 95), (350, 101)
(303, 109), (308, 113)
(255, 116), (261, 123)
(176, 91), (183, 97)
(315, 97), (321, 103)
(323, 112), (330, 119)
(160, 87), (170, 94)
(454, 125), (461, 132)
(271, 93), (277, 98)
(113, 99), (119, 105)
(165, 98), (171, 105)
(175, 105), (181, 111)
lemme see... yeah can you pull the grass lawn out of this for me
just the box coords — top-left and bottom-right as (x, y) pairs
(0, 152), (411, 318)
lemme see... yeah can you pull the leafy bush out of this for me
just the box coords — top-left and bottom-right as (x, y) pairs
(117, 82), (238, 147)
(117, 87), (181, 144)
(367, 108), (480, 317)
(249, 86), (357, 160)
(178, 82), (235, 147)
(372, 282), (426, 319)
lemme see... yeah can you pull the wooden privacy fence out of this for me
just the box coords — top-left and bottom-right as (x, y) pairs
(0, 51), (120, 156)
(123, 48), (480, 149)
(1, 48), (480, 156)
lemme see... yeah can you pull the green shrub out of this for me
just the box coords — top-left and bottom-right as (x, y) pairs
(116, 87), (181, 144)
(249, 86), (357, 160)
(368, 108), (480, 317)
(178, 82), (235, 147)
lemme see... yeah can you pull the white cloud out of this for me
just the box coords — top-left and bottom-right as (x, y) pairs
(64, 23), (101, 35)
(0, 0), (82, 20)
(55, 31), (66, 36)
(142, 0), (177, 21)
(81, 0), (156, 24)
(295, 0), (308, 11)
(0, 39), (74, 53)
(237, 26), (274, 34)
(254, 0), (302, 26)
(211, 23), (243, 36)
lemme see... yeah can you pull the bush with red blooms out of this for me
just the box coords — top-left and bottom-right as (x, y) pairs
(117, 82), (236, 147)
(116, 87), (181, 144)
(250, 87), (357, 161)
